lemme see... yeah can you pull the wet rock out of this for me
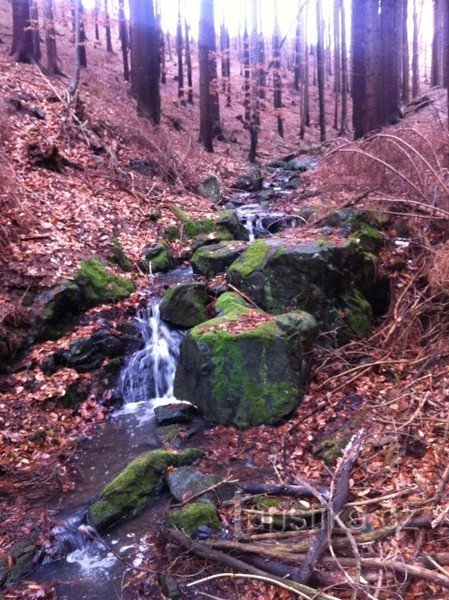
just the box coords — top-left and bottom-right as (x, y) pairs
(139, 243), (174, 274)
(184, 217), (215, 239)
(158, 573), (182, 599)
(73, 259), (135, 305)
(321, 208), (374, 234)
(198, 175), (221, 204)
(167, 502), (220, 535)
(160, 282), (209, 329)
(233, 166), (263, 191)
(215, 210), (249, 241)
(154, 402), (196, 426)
(88, 448), (204, 531)
(166, 466), (221, 503)
(191, 525), (215, 540)
(285, 177), (301, 190)
(350, 224), (384, 254)
(227, 239), (380, 334)
(256, 189), (275, 202)
(268, 159), (287, 168)
(191, 241), (248, 278)
(286, 157), (317, 172)
(0, 540), (38, 587)
(174, 293), (317, 428)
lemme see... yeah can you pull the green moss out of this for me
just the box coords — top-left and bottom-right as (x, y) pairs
(160, 283), (209, 328)
(164, 225), (181, 240)
(140, 243), (174, 273)
(73, 259), (135, 305)
(184, 218), (214, 239)
(88, 448), (203, 531)
(171, 205), (189, 222)
(215, 292), (251, 316)
(108, 238), (132, 272)
(315, 434), (350, 466)
(342, 289), (373, 339)
(227, 240), (271, 278)
(350, 224), (383, 253)
(168, 502), (220, 534)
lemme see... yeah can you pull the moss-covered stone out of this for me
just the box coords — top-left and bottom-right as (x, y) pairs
(168, 502), (220, 535)
(160, 283), (209, 329)
(191, 241), (248, 277)
(350, 224), (384, 253)
(0, 541), (37, 586)
(140, 243), (174, 274)
(227, 239), (381, 335)
(340, 289), (373, 340)
(88, 448), (204, 531)
(184, 218), (215, 239)
(74, 259), (135, 304)
(164, 225), (181, 240)
(174, 304), (317, 428)
(108, 238), (132, 272)
(215, 210), (249, 241)
(314, 434), (350, 466)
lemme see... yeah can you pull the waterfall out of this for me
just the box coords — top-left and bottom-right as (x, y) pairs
(119, 301), (183, 406)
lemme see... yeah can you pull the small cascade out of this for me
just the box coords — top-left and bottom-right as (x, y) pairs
(119, 301), (183, 406)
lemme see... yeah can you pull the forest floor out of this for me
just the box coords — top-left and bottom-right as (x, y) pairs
(2, 2), (449, 599)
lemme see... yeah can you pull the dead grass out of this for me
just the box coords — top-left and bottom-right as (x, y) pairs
(429, 241), (449, 298)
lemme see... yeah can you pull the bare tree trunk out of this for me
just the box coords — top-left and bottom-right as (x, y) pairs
(94, 0), (100, 41)
(339, 0), (348, 134)
(67, 0), (81, 99)
(316, 0), (326, 142)
(248, 0), (260, 163)
(199, 0), (216, 151)
(380, 0), (402, 125)
(402, 0), (410, 103)
(30, 0), (41, 61)
(44, 0), (63, 75)
(104, 0), (113, 53)
(431, 0), (443, 86)
(129, 0), (161, 123)
(300, 3), (310, 138)
(272, 0), (283, 137)
(333, 0), (341, 129)
(185, 19), (193, 104)
(221, 22), (231, 107)
(77, 0), (87, 68)
(160, 24), (166, 84)
(176, 0), (185, 106)
(294, 3), (302, 92)
(118, 0), (129, 81)
(11, 0), (36, 63)
(412, 0), (420, 97)
(243, 19), (251, 125)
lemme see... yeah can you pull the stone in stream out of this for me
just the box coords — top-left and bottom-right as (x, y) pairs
(173, 293), (317, 428)
(191, 241), (248, 278)
(226, 238), (380, 337)
(167, 502), (221, 535)
(198, 174), (221, 204)
(160, 282), (209, 329)
(214, 209), (249, 241)
(233, 166), (264, 192)
(0, 540), (38, 587)
(139, 243), (174, 274)
(154, 402), (197, 425)
(87, 448), (204, 531)
(166, 466), (221, 503)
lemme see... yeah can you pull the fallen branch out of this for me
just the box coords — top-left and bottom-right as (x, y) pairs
(165, 528), (340, 600)
(241, 482), (329, 498)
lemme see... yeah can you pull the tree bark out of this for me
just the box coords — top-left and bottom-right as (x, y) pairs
(176, 0), (185, 106)
(412, 0), (420, 97)
(104, 0), (113, 53)
(380, 0), (402, 125)
(44, 0), (62, 75)
(11, 0), (36, 63)
(272, 0), (283, 137)
(185, 19), (193, 104)
(339, 0), (348, 133)
(199, 0), (216, 151)
(118, 0), (129, 82)
(316, 0), (326, 142)
(77, 0), (87, 68)
(129, 0), (161, 124)
(402, 0), (410, 103)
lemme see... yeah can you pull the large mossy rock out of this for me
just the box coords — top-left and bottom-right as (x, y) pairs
(191, 241), (248, 278)
(160, 282), (209, 328)
(227, 239), (378, 333)
(215, 210), (249, 241)
(87, 448), (204, 531)
(36, 260), (135, 341)
(173, 293), (317, 428)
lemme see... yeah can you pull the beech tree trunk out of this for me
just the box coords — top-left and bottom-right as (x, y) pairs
(333, 0), (341, 130)
(248, 0), (260, 162)
(402, 0), (410, 103)
(431, 0), (443, 86)
(412, 0), (420, 97)
(380, 0), (402, 125)
(340, 0), (348, 133)
(272, 0), (283, 137)
(104, 0), (113, 53)
(77, 0), (87, 68)
(129, 0), (161, 124)
(118, 0), (129, 82)
(185, 19), (193, 104)
(30, 0), (41, 61)
(44, 0), (62, 75)
(316, 0), (326, 142)
(176, 1), (185, 106)
(94, 0), (100, 41)
(11, 0), (36, 63)
(199, 0), (216, 151)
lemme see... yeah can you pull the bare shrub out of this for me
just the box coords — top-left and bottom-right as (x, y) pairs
(429, 242), (449, 298)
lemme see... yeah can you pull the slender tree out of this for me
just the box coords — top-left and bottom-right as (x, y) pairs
(176, 0), (185, 106)
(77, 0), (87, 68)
(104, 0), (113, 53)
(118, 0), (129, 81)
(248, 0), (261, 162)
(11, 0), (36, 63)
(44, 0), (63, 75)
(380, 0), (402, 125)
(272, 0), (283, 137)
(333, 0), (341, 130)
(185, 18), (193, 104)
(431, 0), (443, 86)
(293, 4), (303, 91)
(199, 0), (216, 151)
(412, 0), (420, 97)
(316, 0), (326, 141)
(402, 0), (410, 103)
(243, 17), (251, 126)
(94, 0), (100, 41)
(339, 0), (349, 133)
(129, 0), (161, 123)
(30, 0), (41, 61)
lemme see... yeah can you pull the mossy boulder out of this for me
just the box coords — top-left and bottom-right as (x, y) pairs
(350, 224), (384, 254)
(0, 541), (37, 587)
(73, 259), (135, 304)
(184, 218), (215, 239)
(87, 448), (204, 531)
(339, 289), (373, 341)
(174, 294), (317, 428)
(140, 243), (174, 274)
(160, 283), (209, 329)
(108, 238), (132, 272)
(191, 241), (248, 278)
(321, 208), (374, 233)
(227, 239), (379, 333)
(35, 260), (135, 341)
(168, 502), (220, 535)
(198, 175), (221, 204)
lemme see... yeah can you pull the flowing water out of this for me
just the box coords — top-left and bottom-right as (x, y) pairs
(32, 271), (190, 599)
